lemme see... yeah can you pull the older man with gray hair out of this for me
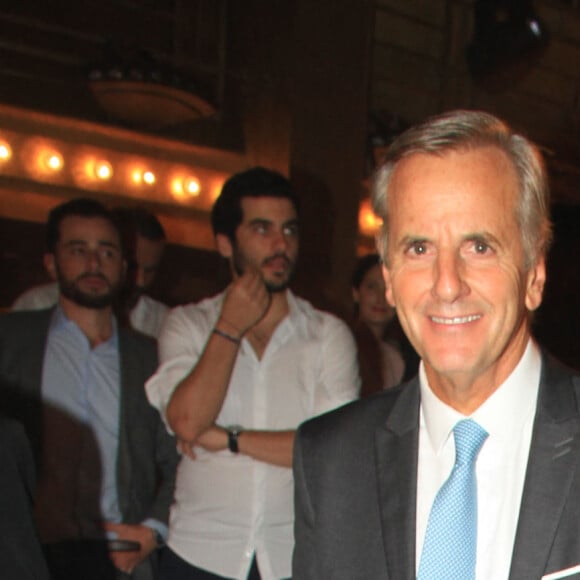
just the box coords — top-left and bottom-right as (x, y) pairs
(292, 110), (580, 580)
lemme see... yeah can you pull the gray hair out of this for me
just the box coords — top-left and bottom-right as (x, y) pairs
(371, 110), (552, 268)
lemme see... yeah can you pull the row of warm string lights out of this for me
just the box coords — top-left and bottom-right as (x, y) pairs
(0, 133), (220, 207)
(0, 131), (380, 244)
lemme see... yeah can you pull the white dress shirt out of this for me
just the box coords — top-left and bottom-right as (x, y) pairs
(129, 294), (169, 338)
(416, 340), (541, 580)
(146, 290), (360, 580)
(12, 282), (168, 338)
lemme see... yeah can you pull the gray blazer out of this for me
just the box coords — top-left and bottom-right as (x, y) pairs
(293, 354), (580, 580)
(0, 308), (178, 576)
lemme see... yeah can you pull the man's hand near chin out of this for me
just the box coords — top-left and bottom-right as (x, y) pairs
(104, 522), (157, 576)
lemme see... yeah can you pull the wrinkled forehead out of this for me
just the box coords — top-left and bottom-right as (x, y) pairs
(384, 148), (521, 247)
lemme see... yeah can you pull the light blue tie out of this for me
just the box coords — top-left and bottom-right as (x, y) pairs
(417, 419), (488, 580)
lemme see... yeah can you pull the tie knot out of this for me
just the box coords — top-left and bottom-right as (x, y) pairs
(453, 419), (488, 465)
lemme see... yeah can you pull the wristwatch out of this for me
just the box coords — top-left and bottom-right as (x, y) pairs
(152, 528), (164, 548)
(227, 425), (243, 453)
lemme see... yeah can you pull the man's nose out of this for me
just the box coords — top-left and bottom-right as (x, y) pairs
(431, 250), (468, 302)
(271, 230), (290, 253)
(86, 249), (102, 271)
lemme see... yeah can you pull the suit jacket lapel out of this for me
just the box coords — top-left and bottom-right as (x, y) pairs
(509, 357), (580, 580)
(375, 380), (421, 580)
(20, 309), (52, 397)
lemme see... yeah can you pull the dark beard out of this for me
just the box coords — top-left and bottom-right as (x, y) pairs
(232, 250), (293, 293)
(57, 271), (119, 309)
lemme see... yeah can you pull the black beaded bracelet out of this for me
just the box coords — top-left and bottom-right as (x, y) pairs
(213, 327), (241, 345)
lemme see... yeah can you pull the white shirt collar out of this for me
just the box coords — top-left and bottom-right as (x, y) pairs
(420, 339), (542, 454)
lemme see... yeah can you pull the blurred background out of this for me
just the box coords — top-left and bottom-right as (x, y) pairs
(0, 0), (578, 367)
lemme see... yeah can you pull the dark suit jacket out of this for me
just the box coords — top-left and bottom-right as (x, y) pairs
(0, 309), (178, 574)
(0, 415), (50, 580)
(293, 354), (580, 580)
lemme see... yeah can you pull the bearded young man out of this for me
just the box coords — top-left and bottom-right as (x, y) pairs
(0, 198), (178, 580)
(12, 206), (169, 339)
(146, 167), (360, 580)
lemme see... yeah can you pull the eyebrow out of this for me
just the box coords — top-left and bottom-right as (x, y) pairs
(395, 235), (429, 251)
(394, 231), (501, 250)
(462, 231), (502, 246)
(247, 217), (299, 228)
(63, 239), (120, 249)
(248, 218), (272, 226)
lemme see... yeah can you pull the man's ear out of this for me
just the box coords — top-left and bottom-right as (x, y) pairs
(525, 255), (546, 312)
(43, 253), (57, 281)
(216, 234), (233, 259)
(382, 264), (396, 308)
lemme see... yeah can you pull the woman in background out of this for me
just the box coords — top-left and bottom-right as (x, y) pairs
(352, 253), (418, 397)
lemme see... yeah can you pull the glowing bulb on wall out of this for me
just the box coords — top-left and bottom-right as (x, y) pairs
(95, 161), (113, 180)
(184, 177), (200, 196)
(171, 175), (201, 199)
(131, 169), (143, 184)
(0, 141), (12, 162)
(45, 152), (63, 171)
(132, 168), (156, 185)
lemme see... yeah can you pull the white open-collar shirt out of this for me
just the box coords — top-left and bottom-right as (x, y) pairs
(417, 339), (541, 580)
(146, 290), (360, 580)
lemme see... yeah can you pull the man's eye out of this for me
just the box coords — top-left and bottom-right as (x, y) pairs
(410, 241), (427, 255)
(473, 240), (489, 254)
(283, 225), (299, 237)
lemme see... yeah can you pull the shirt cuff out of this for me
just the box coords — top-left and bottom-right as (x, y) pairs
(141, 518), (168, 544)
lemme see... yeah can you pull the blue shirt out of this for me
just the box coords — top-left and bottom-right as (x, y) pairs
(42, 306), (166, 539)
(43, 306), (121, 523)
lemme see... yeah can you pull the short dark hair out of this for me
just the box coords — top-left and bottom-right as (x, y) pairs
(46, 197), (121, 253)
(112, 207), (166, 242)
(211, 167), (300, 241)
(352, 253), (381, 289)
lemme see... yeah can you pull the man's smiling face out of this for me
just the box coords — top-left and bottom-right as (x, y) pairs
(382, 145), (546, 404)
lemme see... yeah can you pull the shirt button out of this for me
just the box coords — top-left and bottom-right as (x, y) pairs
(245, 549), (253, 559)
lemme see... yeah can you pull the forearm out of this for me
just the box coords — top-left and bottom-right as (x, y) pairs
(237, 429), (295, 468)
(166, 323), (240, 441)
(195, 425), (295, 468)
(165, 269), (271, 442)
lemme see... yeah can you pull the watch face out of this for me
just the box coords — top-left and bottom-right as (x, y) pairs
(228, 426), (242, 453)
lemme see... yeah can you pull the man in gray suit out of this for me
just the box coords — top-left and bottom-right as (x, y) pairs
(0, 198), (178, 580)
(293, 110), (580, 580)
